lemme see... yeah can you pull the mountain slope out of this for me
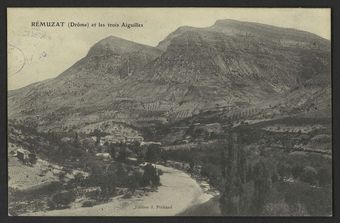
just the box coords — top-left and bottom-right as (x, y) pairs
(132, 20), (330, 111)
(8, 36), (162, 122)
(8, 20), (331, 133)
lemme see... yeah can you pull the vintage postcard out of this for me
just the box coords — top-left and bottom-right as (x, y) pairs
(7, 8), (331, 216)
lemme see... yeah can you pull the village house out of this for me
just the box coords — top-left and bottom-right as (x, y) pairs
(95, 152), (111, 161)
(126, 136), (144, 143)
(140, 141), (161, 147)
(16, 148), (37, 164)
(100, 135), (144, 145)
(100, 135), (126, 145)
(193, 123), (222, 137)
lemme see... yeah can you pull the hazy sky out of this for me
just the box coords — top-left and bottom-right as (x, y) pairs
(7, 8), (330, 90)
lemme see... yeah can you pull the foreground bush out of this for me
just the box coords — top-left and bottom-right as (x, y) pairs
(48, 190), (76, 209)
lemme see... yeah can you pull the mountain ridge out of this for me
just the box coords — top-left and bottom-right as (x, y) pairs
(8, 19), (331, 133)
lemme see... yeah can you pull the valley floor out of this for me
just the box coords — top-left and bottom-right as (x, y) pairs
(24, 164), (217, 216)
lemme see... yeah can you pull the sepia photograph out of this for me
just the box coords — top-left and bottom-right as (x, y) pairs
(7, 7), (332, 217)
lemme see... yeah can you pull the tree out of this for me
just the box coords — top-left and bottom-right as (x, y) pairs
(73, 132), (79, 146)
(252, 160), (271, 215)
(57, 172), (66, 182)
(96, 173), (116, 199)
(277, 163), (291, 180)
(145, 144), (161, 163)
(117, 144), (127, 162)
(89, 163), (118, 199)
(127, 171), (143, 193)
(220, 124), (249, 216)
(142, 163), (160, 187)
(130, 141), (141, 154)
(160, 150), (168, 163)
(189, 160), (195, 172)
(291, 165), (304, 179)
(115, 162), (127, 186)
(93, 129), (101, 145)
(262, 201), (290, 216)
(317, 166), (332, 187)
(271, 172), (279, 183)
(301, 166), (318, 185)
(109, 143), (117, 159)
(51, 191), (76, 209)
(74, 173), (85, 185)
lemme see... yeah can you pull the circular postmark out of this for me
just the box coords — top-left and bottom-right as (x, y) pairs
(8, 44), (26, 76)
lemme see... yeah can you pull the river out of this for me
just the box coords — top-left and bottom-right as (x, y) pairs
(25, 164), (218, 216)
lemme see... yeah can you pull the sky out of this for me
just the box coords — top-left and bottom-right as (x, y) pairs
(7, 8), (331, 90)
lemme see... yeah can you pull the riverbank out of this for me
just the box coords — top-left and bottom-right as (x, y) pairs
(24, 164), (215, 216)
(177, 195), (221, 216)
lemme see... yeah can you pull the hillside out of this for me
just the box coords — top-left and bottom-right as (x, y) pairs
(8, 19), (331, 134)
(8, 36), (163, 132)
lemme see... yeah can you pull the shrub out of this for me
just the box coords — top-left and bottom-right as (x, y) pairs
(158, 169), (163, 176)
(262, 201), (309, 216)
(301, 166), (318, 185)
(142, 163), (160, 187)
(262, 200), (290, 216)
(290, 202), (309, 216)
(200, 163), (221, 187)
(317, 166), (332, 187)
(87, 188), (102, 200)
(82, 200), (97, 207)
(145, 145), (161, 163)
(282, 181), (331, 216)
(127, 171), (143, 193)
(291, 165), (304, 179)
(277, 163), (291, 179)
(51, 190), (76, 208)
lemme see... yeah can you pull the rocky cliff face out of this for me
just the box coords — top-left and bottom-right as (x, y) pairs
(139, 20), (330, 111)
(8, 20), (331, 132)
(155, 20), (330, 89)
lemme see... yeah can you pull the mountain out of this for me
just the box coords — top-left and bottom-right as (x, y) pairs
(8, 20), (331, 134)
(8, 36), (162, 130)
(158, 19), (329, 51)
(129, 19), (330, 114)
